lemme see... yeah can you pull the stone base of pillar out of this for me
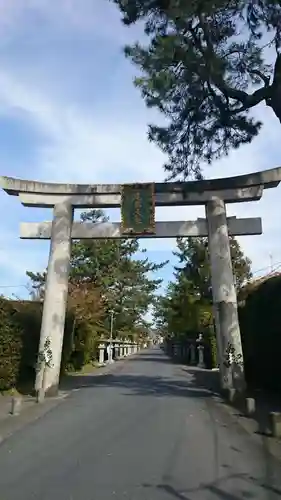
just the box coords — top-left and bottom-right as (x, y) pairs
(36, 383), (59, 401)
(220, 387), (246, 406)
(36, 389), (45, 403)
(219, 302), (244, 352)
(197, 362), (205, 369)
(45, 384), (60, 397)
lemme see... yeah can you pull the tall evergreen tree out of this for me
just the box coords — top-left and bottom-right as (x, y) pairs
(27, 209), (167, 340)
(174, 236), (252, 296)
(153, 236), (252, 337)
(112, 0), (281, 178)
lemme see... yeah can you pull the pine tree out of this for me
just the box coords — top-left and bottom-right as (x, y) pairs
(27, 209), (167, 340)
(112, 0), (281, 178)
(153, 236), (252, 337)
(174, 236), (252, 296)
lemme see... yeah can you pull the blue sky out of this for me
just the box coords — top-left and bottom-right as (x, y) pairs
(0, 0), (280, 300)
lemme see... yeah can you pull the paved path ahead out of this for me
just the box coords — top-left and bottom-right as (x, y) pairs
(1, 348), (281, 500)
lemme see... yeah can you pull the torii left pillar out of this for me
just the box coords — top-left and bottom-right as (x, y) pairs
(35, 201), (73, 396)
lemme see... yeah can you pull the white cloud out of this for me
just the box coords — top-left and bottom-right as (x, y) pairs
(0, 0), (143, 45)
(0, 70), (166, 183)
(0, 0), (280, 294)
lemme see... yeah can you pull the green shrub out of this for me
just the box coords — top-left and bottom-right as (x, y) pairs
(0, 298), (23, 391)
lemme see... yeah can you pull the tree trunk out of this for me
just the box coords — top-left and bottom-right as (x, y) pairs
(267, 53), (281, 124)
(267, 89), (281, 123)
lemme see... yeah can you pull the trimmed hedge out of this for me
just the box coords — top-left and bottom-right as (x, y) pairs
(0, 299), (23, 391)
(0, 297), (100, 392)
(239, 274), (281, 392)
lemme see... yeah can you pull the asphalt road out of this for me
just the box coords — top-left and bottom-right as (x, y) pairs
(0, 347), (281, 500)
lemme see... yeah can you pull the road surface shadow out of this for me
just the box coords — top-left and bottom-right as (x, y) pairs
(181, 366), (221, 395)
(60, 355), (218, 397)
(61, 371), (213, 399)
(130, 351), (177, 364)
(181, 366), (281, 439)
(142, 471), (281, 499)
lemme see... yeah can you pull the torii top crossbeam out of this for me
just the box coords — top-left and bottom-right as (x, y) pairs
(1, 167), (281, 208)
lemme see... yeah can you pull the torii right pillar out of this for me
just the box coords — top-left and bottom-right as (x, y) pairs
(204, 168), (281, 395)
(206, 197), (244, 393)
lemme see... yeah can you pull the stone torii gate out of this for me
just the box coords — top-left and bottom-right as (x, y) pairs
(1, 167), (281, 397)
